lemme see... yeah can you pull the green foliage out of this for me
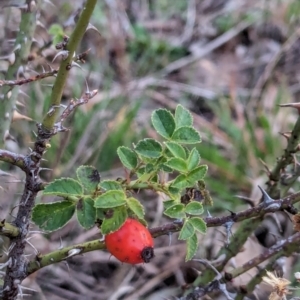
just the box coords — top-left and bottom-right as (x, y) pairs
(165, 142), (187, 159)
(164, 204), (186, 219)
(33, 105), (208, 260)
(186, 233), (199, 261)
(101, 206), (128, 234)
(185, 202), (204, 215)
(179, 220), (195, 240)
(175, 104), (193, 127)
(76, 166), (100, 193)
(99, 180), (123, 191)
(127, 197), (145, 220)
(48, 24), (65, 45)
(172, 127), (201, 144)
(117, 147), (138, 170)
(32, 201), (76, 231)
(94, 191), (127, 208)
(43, 178), (83, 197)
(135, 139), (163, 158)
(76, 197), (96, 229)
(151, 109), (176, 139)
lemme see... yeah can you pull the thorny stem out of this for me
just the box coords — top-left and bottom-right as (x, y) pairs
(1, 1), (97, 299)
(229, 232), (300, 279)
(183, 233), (300, 300)
(267, 114), (300, 198)
(27, 240), (105, 275)
(189, 110), (300, 294)
(0, 1), (38, 147)
(0, 150), (25, 170)
(0, 69), (58, 87)
(234, 234), (300, 300)
(42, 0), (97, 131)
(22, 192), (300, 276)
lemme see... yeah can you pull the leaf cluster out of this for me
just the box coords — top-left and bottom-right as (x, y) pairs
(33, 105), (209, 260)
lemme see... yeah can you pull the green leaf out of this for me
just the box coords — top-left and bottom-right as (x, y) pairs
(186, 233), (198, 261)
(145, 163), (155, 173)
(94, 190), (126, 208)
(100, 180), (123, 191)
(185, 201), (204, 215)
(159, 164), (174, 173)
(76, 166), (100, 193)
(171, 174), (190, 189)
(136, 166), (146, 177)
(101, 206), (128, 234)
(164, 204), (186, 219)
(32, 201), (76, 231)
(117, 146), (138, 170)
(76, 197), (96, 229)
(49, 24), (64, 45)
(43, 178), (83, 197)
(135, 138), (163, 158)
(187, 165), (208, 184)
(151, 109), (176, 139)
(164, 157), (188, 173)
(189, 217), (207, 234)
(168, 186), (180, 196)
(127, 197), (145, 219)
(175, 105), (193, 128)
(171, 127), (201, 144)
(187, 148), (200, 171)
(96, 208), (106, 220)
(164, 142), (187, 159)
(179, 219), (195, 240)
(163, 200), (176, 209)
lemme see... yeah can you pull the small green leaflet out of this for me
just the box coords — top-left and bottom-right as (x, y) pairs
(189, 217), (207, 234)
(175, 105), (193, 128)
(43, 178), (83, 197)
(163, 200), (177, 210)
(94, 190), (126, 208)
(187, 148), (200, 171)
(171, 174), (190, 189)
(185, 201), (204, 215)
(32, 201), (76, 231)
(117, 146), (138, 170)
(164, 204), (186, 219)
(171, 127), (201, 144)
(179, 219), (195, 240)
(164, 141), (187, 159)
(187, 165), (208, 183)
(164, 157), (188, 173)
(127, 197), (145, 219)
(76, 166), (100, 193)
(100, 180), (122, 191)
(101, 206), (128, 234)
(151, 109), (176, 139)
(135, 138), (163, 158)
(76, 197), (96, 229)
(186, 233), (198, 261)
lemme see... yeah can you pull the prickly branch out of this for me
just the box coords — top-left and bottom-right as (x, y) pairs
(1, 1), (97, 299)
(18, 190), (300, 276)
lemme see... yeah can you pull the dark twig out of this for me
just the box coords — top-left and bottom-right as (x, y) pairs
(0, 69), (58, 87)
(229, 232), (300, 280)
(150, 191), (300, 237)
(0, 150), (25, 170)
(180, 259), (233, 300)
(20, 191), (300, 277)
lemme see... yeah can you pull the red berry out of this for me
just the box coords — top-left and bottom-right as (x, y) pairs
(105, 218), (154, 264)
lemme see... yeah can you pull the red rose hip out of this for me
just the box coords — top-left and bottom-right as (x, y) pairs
(105, 218), (154, 264)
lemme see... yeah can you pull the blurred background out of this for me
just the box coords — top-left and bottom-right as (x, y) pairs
(1, 0), (300, 299)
